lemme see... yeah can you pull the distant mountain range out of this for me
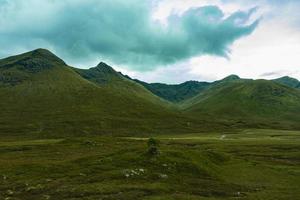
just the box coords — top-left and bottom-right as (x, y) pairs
(127, 74), (300, 103)
(1, 49), (300, 136)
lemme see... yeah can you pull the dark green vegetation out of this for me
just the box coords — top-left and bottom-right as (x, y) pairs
(131, 79), (211, 103)
(0, 129), (299, 200)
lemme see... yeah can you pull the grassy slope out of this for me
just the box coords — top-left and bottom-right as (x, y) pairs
(1, 49), (300, 135)
(72, 63), (175, 107)
(181, 79), (300, 129)
(0, 129), (299, 200)
(0, 49), (212, 136)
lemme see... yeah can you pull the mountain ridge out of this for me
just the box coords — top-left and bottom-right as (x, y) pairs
(1, 49), (300, 135)
(2, 49), (299, 89)
(0, 49), (211, 136)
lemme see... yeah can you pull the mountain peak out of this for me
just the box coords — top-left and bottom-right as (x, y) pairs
(29, 48), (66, 65)
(274, 76), (300, 88)
(220, 74), (240, 82)
(96, 62), (114, 68)
(0, 48), (66, 72)
(94, 62), (117, 74)
(74, 62), (121, 85)
(31, 48), (54, 55)
(0, 49), (69, 85)
(277, 76), (298, 81)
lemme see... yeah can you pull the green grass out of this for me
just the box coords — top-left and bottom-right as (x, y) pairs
(181, 80), (300, 130)
(0, 129), (299, 200)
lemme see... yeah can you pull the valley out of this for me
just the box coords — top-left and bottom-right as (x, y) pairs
(0, 129), (299, 200)
(0, 49), (299, 199)
(1, 0), (300, 199)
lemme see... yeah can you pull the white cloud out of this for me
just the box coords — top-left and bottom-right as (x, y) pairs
(128, 0), (300, 83)
(115, 62), (202, 84)
(188, 8), (300, 81)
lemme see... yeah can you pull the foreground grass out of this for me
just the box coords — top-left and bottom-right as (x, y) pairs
(0, 129), (299, 200)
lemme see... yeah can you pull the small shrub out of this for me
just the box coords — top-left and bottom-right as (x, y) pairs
(147, 138), (160, 156)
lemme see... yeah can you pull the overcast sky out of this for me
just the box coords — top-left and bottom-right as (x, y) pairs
(0, 0), (299, 83)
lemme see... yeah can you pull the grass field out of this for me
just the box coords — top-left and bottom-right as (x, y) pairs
(0, 129), (299, 200)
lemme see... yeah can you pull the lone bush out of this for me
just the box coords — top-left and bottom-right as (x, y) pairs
(147, 138), (159, 155)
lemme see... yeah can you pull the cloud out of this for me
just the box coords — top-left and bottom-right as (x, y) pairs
(260, 70), (300, 79)
(187, 17), (300, 82)
(119, 62), (204, 84)
(0, 0), (258, 71)
(260, 71), (287, 77)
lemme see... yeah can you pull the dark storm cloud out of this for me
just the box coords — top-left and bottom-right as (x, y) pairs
(0, 0), (259, 70)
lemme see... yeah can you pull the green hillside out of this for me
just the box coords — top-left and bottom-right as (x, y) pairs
(273, 76), (300, 89)
(1, 49), (300, 135)
(181, 79), (300, 129)
(0, 49), (210, 136)
(72, 62), (174, 106)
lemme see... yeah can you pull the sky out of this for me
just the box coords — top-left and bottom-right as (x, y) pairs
(0, 0), (299, 83)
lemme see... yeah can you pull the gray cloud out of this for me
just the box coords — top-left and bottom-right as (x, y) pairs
(0, 0), (259, 70)
(260, 70), (300, 78)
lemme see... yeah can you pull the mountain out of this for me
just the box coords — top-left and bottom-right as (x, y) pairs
(217, 74), (241, 83)
(181, 79), (300, 129)
(72, 63), (174, 105)
(1, 49), (300, 135)
(273, 76), (300, 89)
(0, 48), (66, 85)
(73, 62), (124, 85)
(0, 49), (209, 136)
(127, 75), (241, 103)
(131, 79), (211, 103)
